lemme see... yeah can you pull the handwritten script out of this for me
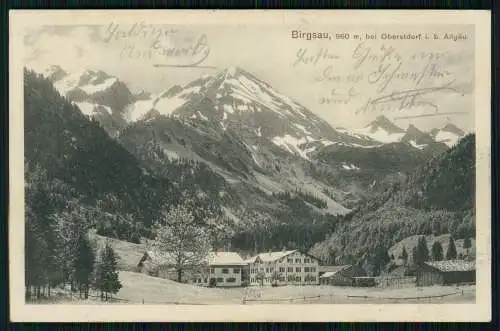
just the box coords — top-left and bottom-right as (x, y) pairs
(293, 38), (472, 117)
(101, 22), (212, 68)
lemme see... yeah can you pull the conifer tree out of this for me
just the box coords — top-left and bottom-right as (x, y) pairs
(414, 236), (430, 266)
(94, 244), (122, 300)
(445, 236), (458, 260)
(371, 245), (390, 276)
(400, 246), (409, 265)
(431, 240), (444, 261)
(73, 234), (95, 299)
(463, 237), (472, 256)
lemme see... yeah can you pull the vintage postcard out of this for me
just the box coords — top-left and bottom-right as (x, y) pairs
(9, 10), (491, 322)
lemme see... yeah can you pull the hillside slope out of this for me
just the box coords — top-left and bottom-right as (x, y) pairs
(24, 69), (178, 240)
(310, 134), (475, 266)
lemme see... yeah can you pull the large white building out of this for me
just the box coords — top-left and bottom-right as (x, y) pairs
(137, 251), (246, 287)
(245, 250), (320, 286)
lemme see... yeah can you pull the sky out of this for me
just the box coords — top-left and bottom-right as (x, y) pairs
(24, 23), (475, 131)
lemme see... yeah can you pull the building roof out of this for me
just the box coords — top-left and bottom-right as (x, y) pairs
(319, 265), (351, 273)
(319, 265), (351, 278)
(140, 250), (245, 267)
(208, 252), (246, 266)
(424, 260), (475, 272)
(246, 250), (298, 263)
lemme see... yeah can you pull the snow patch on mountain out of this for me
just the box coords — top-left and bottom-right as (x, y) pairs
(154, 95), (188, 117)
(435, 131), (461, 147)
(356, 126), (406, 144)
(79, 77), (118, 94)
(408, 140), (427, 150)
(431, 124), (466, 147)
(342, 163), (360, 170)
(272, 134), (316, 160)
(74, 102), (112, 116)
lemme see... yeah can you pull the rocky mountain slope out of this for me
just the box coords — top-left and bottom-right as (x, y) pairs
(42, 65), (136, 136)
(24, 69), (179, 241)
(29, 64), (472, 256)
(430, 123), (467, 147)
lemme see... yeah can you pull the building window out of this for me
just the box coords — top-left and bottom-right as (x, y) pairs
(210, 268), (215, 273)
(217, 277), (224, 283)
(260, 268), (264, 272)
(304, 267), (309, 272)
(266, 268), (269, 273)
(304, 258), (310, 263)
(233, 268), (240, 274)
(250, 278), (254, 283)
(296, 276), (301, 282)
(287, 267), (293, 272)
(227, 277), (236, 283)
(295, 258), (301, 263)
(222, 268), (229, 274)
(296, 267), (301, 272)
(287, 275), (295, 281)
(311, 267), (316, 272)
(287, 258), (293, 263)
(270, 267), (274, 272)
(279, 267), (285, 273)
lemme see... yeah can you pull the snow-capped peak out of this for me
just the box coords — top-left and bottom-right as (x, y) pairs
(367, 115), (405, 134)
(431, 123), (466, 147)
(441, 123), (465, 136)
(353, 115), (405, 144)
(225, 66), (239, 78)
(42, 65), (68, 82)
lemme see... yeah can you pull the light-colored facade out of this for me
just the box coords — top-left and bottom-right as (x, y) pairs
(246, 250), (320, 286)
(137, 251), (246, 287)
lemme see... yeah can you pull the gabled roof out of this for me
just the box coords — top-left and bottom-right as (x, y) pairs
(140, 250), (245, 266)
(142, 250), (176, 265)
(319, 265), (351, 273)
(246, 250), (297, 263)
(208, 252), (246, 266)
(424, 260), (475, 272)
(319, 265), (351, 278)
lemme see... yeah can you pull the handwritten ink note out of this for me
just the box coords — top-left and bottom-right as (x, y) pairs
(100, 22), (211, 67)
(291, 29), (473, 119)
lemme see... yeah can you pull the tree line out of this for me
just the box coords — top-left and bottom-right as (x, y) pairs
(25, 160), (122, 301)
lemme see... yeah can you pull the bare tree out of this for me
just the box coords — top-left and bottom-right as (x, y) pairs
(152, 204), (212, 282)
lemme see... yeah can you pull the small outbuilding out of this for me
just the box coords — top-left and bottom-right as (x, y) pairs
(416, 260), (475, 287)
(319, 265), (367, 286)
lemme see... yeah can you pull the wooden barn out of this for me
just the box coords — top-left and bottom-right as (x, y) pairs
(319, 265), (367, 286)
(416, 260), (475, 287)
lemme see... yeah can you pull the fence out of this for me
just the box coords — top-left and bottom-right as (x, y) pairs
(242, 295), (322, 304)
(27, 289), (212, 305)
(347, 290), (463, 301)
(376, 276), (416, 289)
(242, 290), (464, 304)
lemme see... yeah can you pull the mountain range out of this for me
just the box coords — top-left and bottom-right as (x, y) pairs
(29, 64), (474, 264)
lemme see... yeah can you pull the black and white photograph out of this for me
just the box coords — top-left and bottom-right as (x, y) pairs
(9, 10), (491, 322)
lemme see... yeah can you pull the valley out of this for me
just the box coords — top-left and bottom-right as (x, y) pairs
(24, 63), (474, 279)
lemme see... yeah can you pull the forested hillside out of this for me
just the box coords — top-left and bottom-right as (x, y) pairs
(24, 69), (181, 241)
(24, 69), (345, 256)
(310, 134), (475, 271)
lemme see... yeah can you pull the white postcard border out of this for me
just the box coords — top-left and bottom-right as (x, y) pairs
(9, 9), (492, 322)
